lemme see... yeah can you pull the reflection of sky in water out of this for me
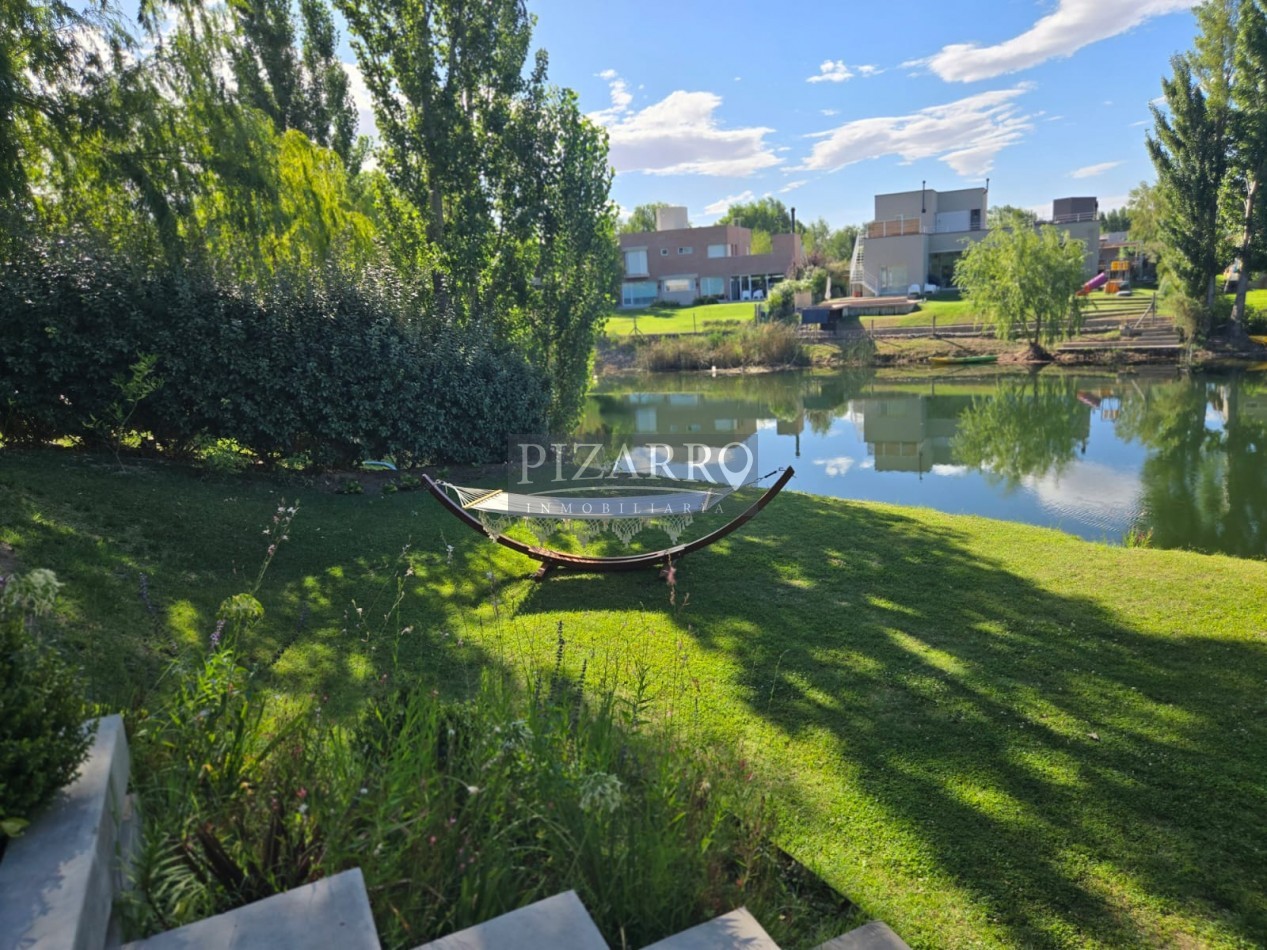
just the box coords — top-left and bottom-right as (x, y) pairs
(592, 373), (1167, 544)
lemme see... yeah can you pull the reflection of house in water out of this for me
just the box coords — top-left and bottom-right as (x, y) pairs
(1211, 385), (1267, 426)
(615, 393), (760, 439)
(849, 394), (975, 473)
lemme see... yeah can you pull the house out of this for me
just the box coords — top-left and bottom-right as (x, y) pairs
(617, 206), (803, 308)
(848, 187), (1101, 297)
(1099, 231), (1157, 283)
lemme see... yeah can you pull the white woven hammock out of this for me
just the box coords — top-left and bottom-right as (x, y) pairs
(444, 482), (736, 546)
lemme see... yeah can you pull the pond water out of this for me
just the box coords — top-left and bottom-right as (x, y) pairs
(584, 368), (1267, 559)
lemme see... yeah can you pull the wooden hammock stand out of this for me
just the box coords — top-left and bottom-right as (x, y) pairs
(424, 467), (794, 579)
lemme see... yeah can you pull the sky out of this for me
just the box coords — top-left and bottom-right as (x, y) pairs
(508, 0), (1201, 229)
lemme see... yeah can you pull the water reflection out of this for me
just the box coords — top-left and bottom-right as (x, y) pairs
(584, 369), (1267, 558)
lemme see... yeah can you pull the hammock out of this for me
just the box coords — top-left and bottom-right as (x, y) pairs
(426, 467), (794, 578)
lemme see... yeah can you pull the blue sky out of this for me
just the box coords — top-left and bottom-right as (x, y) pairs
(509, 0), (1200, 229)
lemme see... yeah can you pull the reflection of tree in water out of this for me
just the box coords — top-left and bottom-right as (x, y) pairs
(1117, 377), (1267, 558)
(952, 375), (1090, 488)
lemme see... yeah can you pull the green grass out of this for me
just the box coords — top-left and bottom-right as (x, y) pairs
(4, 450), (1266, 948)
(603, 301), (757, 336)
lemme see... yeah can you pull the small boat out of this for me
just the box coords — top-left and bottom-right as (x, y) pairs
(928, 354), (998, 365)
(1250, 335), (1267, 346)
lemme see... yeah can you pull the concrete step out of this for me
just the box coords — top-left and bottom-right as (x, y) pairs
(640, 907), (778, 950)
(413, 891), (607, 950)
(123, 869), (379, 950)
(814, 920), (910, 950)
(0, 715), (130, 950)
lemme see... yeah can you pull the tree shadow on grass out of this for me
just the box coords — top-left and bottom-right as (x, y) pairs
(512, 493), (1267, 948)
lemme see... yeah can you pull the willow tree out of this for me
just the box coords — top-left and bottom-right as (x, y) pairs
(954, 223), (1087, 353)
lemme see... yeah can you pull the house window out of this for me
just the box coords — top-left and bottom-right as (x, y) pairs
(624, 249), (648, 276)
(700, 276), (724, 297)
(678, 247), (694, 255)
(663, 278), (693, 294)
(622, 281), (657, 308)
(660, 248), (670, 256)
(707, 244), (727, 258)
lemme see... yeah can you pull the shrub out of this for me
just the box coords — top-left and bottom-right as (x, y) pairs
(0, 240), (550, 467)
(635, 324), (806, 372)
(0, 570), (93, 839)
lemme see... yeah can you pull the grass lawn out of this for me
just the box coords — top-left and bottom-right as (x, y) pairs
(3, 451), (1266, 948)
(603, 301), (757, 336)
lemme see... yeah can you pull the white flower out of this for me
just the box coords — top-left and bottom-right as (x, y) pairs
(578, 772), (623, 815)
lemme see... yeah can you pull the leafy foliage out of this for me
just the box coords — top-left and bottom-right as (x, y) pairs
(954, 223), (1087, 348)
(952, 377), (1089, 486)
(0, 570), (93, 839)
(620, 202), (676, 234)
(0, 241), (549, 466)
(716, 196), (798, 234)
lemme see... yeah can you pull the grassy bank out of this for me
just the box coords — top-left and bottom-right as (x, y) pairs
(3, 451), (1266, 947)
(603, 301), (757, 336)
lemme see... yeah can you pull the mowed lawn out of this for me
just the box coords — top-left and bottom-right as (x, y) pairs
(3, 450), (1266, 949)
(603, 301), (757, 336)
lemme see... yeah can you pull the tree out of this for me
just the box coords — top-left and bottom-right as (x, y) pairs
(987, 204), (1037, 229)
(1126, 181), (1167, 259)
(750, 229), (772, 255)
(620, 202), (674, 234)
(340, 0), (617, 425)
(1227, 0), (1267, 330)
(1148, 54), (1231, 317)
(0, 0), (127, 228)
(954, 224), (1087, 351)
(717, 196), (798, 234)
(1099, 207), (1132, 232)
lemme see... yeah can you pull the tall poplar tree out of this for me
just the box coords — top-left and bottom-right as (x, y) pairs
(1228, 0), (1267, 330)
(1147, 54), (1229, 317)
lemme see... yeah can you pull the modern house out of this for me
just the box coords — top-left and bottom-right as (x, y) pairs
(617, 206), (804, 308)
(848, 187), (1101, 297)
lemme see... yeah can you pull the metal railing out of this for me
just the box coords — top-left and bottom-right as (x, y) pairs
(865, 218), (928, 239)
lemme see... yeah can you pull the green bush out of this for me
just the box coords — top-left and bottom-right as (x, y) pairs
(0, 240), (550, 467)
(0, 570), (93, 838)
(636, 324), (807, 372)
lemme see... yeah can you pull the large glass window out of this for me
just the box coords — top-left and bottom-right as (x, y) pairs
(678, 247), (694, 255)
(663, 278), (693, 294)
(707, 244), (728, 258)
(700, 276), (725, 297)
(624, 249), (648, 275)
(622, 281), (657, 308)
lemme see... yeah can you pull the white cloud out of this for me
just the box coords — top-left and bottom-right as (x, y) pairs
(590, 72), (780, 177)
(704, 190), (755, 215)
(857, 65), (883, 77)
(587, 74), (634, 125)
(780, 179), (809, 193)
(808, 60), (853, 83)
(814, 457), (857, 477)
(800, 85), (1035, 177)
(820, 108), (839, 117)
(1130, 119), (1150, 127)
(341, 61), (377, 139)
(1070, 160), (1122, 179)
(919, 0), (1198, 83)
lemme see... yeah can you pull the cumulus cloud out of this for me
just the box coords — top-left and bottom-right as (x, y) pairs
(918, 0), (1197, 83)
(704, 190), (755, 215)
(589, 72), (780, 177)
(821, 108), (839, 117)
(799, 85), (1035, 177)
(1070, 160), (1123, 178)
(814, 457), (857, 477)
(808, 60), (853, 83)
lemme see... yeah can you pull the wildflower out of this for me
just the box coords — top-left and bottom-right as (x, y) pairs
(359, 787), (368, 796)
(267, 544), (277, 557)
(296, 787), (308, 800)
(578, 772), (623, 815)
(298, 804), (308, 816)
(428, 835), (437, 846)
(445, 544), (455, 565)
(210, 619), (225, 649)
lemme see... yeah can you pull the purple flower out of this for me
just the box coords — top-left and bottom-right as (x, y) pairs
(211, 619), (226, 648)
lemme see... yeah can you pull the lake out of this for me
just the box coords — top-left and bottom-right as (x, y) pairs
(584, 368), (1267, 559)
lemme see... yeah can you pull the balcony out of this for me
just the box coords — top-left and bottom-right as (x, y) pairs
(866, 217), (928, 239)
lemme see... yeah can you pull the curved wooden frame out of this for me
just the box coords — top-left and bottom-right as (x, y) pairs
(424, 467), (795, 577)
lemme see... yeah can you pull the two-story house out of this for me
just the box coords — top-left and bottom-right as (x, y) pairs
(617, 206), (803, 308)
(849, 187), (1101, 297)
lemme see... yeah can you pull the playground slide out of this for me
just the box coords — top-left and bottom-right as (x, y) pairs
(1077, 272), (1108, 296)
